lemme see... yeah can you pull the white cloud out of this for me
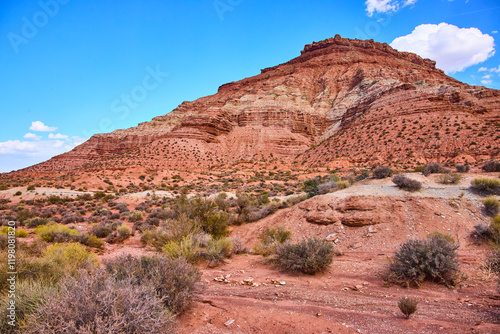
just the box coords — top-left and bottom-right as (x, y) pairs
(481, 79), (493, 85)
(391, 23), (495, 73)
(493, 31), (498, 34)
(477, 65), (500, 75)
(29, 121), (57, 132)
(0, 135), (89, 172)
(48, 133), (68, 139)
(365, 0), (417, 16)
(23, 133), (42, 141)
(0, 137), (87, 157)
(365, 0), (398, 16)
(403, 0), (417, 6)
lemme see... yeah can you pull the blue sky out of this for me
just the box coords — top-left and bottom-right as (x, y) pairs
(0, 0), (499, 172)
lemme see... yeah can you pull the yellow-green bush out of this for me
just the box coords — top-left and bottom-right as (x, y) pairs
(40, 243), (99, 279)
(0, 226), (28, 237)
(35, 224), (80, 242)
(483, 197), (500, 217)
(206, 237), (233, 266)
(472, 178), (500, 194)
(254, 226), (291, 256)
(162, 236), (200, 264)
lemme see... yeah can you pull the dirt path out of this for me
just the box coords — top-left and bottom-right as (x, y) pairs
(177, 253), (500, 334)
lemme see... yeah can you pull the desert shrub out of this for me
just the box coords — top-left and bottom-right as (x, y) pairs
(188, 197), (229, 238)
(26, 185), (35, 191)
(392, 174), (422, 192)
(336, 180), (350, 189)
(115, 202), (130, 213)
(14, 191), (22, 196)
(423, 162), (448, 176)
(282, 194), (308, 207)
(200, 210), (228, 238)
(373, 166), (393, 179)
(398, 297), (418, 319)
(482, 160), (500, 173)
(389, 236), (461, 287)
(89, 223), (113, 238)
(427, 231), (455, 244)
(93, 207), (111, 217)
(128, 210), (144, 222)
(133, 220), (157, 234)
(205, 237), (232, 266)
(105, 255), (201, 314)
(0, 235), (7, 249)
(303, 178), (320, 198)
(191, 231), (211, 247)
(317, 181), (337, 194)
(274, 238), (334, 275)
(93, 191), (106, 199)
(61, 214), (85, 224)
(148, 209), (173, 221)
(4, 243), (98, 288)
(144, 217), (160, 226)
(141, 228), (171, 250)
(471, 178), (500, 194)
(106, 225), (131, 244)
(483, 197), (500, 217)
(247, 202), (280, 222)
(75, 233), (105, 249)
(25, 217), (50, 228)
(162, 236), (200, 264)
(23, 270), (174, 334)
(254, 226), (292, 256)
(472, 223), (494, 243)
(41, 243), (99, 278)
(484, 249), (500, 275)
(0, 226), (28, 237)
(438, 173), (461, 185)
(487, 216), (500, 246)
(35, 224), (80, 242)
(455, 164), (470, 173)
(229, 236), (247, 254)
(0, 280), (58, 332)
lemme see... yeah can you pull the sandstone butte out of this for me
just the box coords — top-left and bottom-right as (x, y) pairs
(19, 35), (500, 174)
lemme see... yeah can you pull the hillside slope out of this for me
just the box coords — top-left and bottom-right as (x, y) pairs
(24, 35), (500, 173)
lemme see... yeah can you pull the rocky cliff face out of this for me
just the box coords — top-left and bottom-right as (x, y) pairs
(26, 35), (500, 172)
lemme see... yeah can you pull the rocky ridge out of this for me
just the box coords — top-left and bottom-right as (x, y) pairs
(21, 35), (500, 173)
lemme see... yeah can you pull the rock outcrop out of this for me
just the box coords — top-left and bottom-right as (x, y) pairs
(22, 35), (500, 173)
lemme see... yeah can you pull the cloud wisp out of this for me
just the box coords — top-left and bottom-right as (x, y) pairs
(365, 0), (417, 17)
(29, 121), (57, 132)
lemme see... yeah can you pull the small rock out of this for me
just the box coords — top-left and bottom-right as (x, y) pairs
(326, 233), (337, 241)
(224, 319), (235, 327)
(280, 281), (286, 285)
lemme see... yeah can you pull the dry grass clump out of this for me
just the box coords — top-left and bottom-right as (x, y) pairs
(398, 297), (419, 319)
(438, 173), (461, 185)
(471, 178), (500, 195)
(483, 197), (500, 217)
